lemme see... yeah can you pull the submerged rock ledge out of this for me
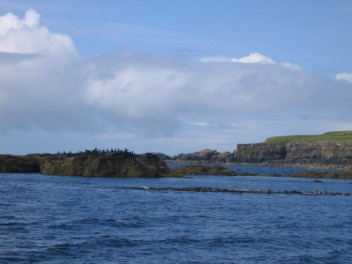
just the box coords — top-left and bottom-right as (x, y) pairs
(130, 186), (351, 196)
(170, 165), (239, 176)
(169, 165), (352, 179)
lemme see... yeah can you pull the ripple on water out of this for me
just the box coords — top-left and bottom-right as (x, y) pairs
(0, 172), (351, 264)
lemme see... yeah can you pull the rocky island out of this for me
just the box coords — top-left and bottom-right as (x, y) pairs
(0, 149), (170, 178)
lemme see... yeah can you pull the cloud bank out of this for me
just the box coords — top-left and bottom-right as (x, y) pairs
(0, 10), (351, 153)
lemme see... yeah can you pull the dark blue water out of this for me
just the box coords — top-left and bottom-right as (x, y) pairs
(1, 170), (352, 263)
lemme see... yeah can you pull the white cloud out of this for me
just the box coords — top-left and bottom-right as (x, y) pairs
(0, 9), (76, 55)
(199, 53), (302, 72)
(23, 9), (40, 28)
(336, 73), (352, 84)
(0, 10), (84, 132)
(82, 51), (352, 132)
(0, 9), (351, 154)
(234, 53), (275, 64)
(199, 52), (275, 64)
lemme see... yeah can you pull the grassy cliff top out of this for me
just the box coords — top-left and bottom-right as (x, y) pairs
(265, 131), (352, 144)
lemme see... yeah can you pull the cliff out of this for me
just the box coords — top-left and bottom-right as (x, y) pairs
(0, 152), (170, 178)
(169, 131), (352, 167)
(235, 141), (352, 166)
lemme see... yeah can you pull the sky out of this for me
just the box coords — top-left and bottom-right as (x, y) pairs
(0, 0), (352, 155)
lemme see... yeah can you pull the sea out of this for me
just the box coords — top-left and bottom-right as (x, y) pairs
(1, 164), (351, 264)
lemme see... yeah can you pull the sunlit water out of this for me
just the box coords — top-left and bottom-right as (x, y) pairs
(1, 165), (351, 263)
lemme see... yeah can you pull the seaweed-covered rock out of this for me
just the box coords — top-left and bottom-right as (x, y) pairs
(170, 165), (237, 176)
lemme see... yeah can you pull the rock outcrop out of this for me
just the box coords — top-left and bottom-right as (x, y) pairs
(0, 152), (170, 178)
(235, 142), (352, 166)
(173, 149), (235, 163)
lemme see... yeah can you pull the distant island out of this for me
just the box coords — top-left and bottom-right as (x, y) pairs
(0, 131), (351, 179)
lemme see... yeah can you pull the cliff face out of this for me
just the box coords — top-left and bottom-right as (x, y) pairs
(235, 142), (352, 165)
(0, 152), (169, 177)
(235, 144), (287, 163)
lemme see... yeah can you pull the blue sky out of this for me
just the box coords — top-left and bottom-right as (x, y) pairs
(0, 0), (352, 155)
(2, 0), (351, 73)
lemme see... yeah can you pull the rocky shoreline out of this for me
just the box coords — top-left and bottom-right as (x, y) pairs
(1, 152), (352, 179)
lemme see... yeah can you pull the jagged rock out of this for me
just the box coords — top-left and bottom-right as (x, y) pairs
(138, 153), (170, 175)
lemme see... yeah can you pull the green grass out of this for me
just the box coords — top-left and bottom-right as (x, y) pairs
(265, 131), (352, 144)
